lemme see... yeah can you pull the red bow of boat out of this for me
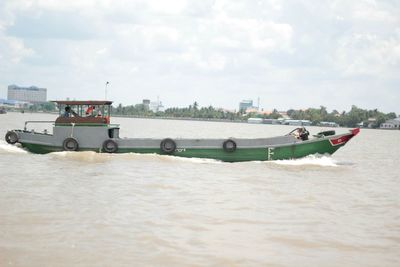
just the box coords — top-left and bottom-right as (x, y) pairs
(350, 128), (360, 136)
(329, 128), (360, 146)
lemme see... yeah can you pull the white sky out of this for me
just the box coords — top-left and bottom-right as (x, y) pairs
(0, 0), (399, 113)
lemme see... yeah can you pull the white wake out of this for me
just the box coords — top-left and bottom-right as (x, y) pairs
(271, 155), (338, 167)
(48, 151), (222, 164)
(0, 142), (339, 167)
(0, 140), (27, 154)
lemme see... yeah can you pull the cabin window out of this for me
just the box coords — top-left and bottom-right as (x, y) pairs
(54, 101), (112, 124)
(108, 128), (119, 138)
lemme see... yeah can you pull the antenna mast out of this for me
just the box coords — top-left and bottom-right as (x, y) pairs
(105, 81), (109, 100)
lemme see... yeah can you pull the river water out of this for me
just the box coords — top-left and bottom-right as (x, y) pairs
(0, 112), (399, 267)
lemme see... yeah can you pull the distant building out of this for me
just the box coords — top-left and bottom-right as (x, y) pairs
(319, 121), (339, 127)
(247, 118), (281, 124)
(248, 118), (263, 124)
(263, 118), (281, 125)
(239, 100), (254, 112)
(367, 118), (377, 128)
(380, 118), (400, 129)
(142, 99), (164, 112)
(7, 84), (47, 103)
(149, 101), (164, 112)
(142, 99), (151, 110)
(282, 119), (312, 126)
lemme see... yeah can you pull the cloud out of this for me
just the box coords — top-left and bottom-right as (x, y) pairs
(7, 10), (99, 40)
(335, 33), (400, 78)
(0, 0), (399, 113)
(209, 14), (293, 52)
(0, 34), (34, 63)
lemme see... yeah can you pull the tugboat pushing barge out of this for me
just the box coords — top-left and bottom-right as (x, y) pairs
(5, 100), (360, 162)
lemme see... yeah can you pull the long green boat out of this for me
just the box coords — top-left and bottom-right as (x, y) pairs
(5, 100), (360, 162)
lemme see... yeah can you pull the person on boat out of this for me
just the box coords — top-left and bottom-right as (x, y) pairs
(64, 105), (79, 117)
(64, 106), (71, 117)
(85, 105), (95, 116)
(295, 127), (309, 141)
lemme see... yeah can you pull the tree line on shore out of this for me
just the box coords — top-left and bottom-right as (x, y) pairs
(112, 102), (396, 128)
(25, 102), (397, 128)
(285, 106), (396, 128)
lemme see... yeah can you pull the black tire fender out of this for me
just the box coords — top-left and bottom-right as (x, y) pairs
(5, 131), (18, 144)
(160, 138), (176, 154)
(103, 139), (118, 153)
(63, 137), (79, 151)
(223, 139), (237, 152)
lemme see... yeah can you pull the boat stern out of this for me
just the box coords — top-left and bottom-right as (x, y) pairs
(5, 129), (56, 154)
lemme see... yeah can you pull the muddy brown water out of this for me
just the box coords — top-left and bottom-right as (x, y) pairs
(1, 112), (399, 266)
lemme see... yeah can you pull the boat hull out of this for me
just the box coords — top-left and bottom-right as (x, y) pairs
(5, 100), (359, 162)
(17, 130), (358, 162)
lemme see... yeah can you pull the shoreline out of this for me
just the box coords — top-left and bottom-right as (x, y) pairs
(6, 110), (248, 124)
(111, 114), (248, 124)
(4, 110), (390, 130)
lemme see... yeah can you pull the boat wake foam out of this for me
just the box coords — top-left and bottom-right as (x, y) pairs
(49, 151), (110, 163)
(117, 153), (222, 164)
(271, 155), (338, 167)
(48, 151), (222, 164)
(0, 140), (28, 154)
(159, 155), (222, 164)
(0, 142), (341, 167)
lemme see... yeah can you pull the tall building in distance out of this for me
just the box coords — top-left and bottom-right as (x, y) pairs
(7, 84), (47, 103)
(149, 100), (164, 112)
(142, 98), (164, 112)
(142, 99), (151, 110)
(239, 100), (254, 112)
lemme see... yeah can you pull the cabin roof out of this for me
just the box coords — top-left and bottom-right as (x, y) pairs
(51, 100), (113, 105)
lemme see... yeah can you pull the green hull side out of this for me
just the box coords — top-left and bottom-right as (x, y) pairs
(269, 139), (341, 161)
(118, 147), (269, 162)
(20, 137), (346, 162)
(21, 143), (61, 154)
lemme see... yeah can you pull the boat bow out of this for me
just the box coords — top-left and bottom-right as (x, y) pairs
(329, 128), (360, 146)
